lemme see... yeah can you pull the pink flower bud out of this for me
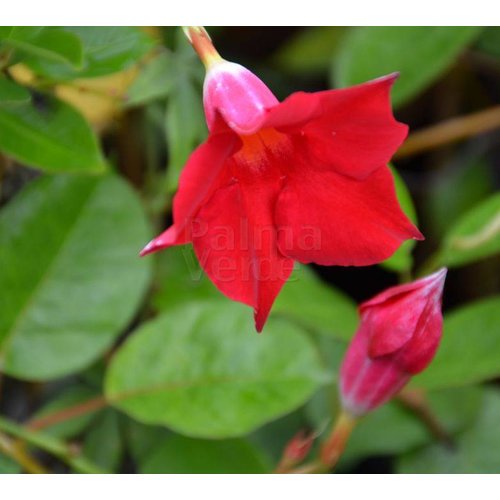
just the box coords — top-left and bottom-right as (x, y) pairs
(340, 268), (447, 416)
(203, 61), (279, 134)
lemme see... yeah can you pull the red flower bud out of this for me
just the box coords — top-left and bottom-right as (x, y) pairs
(340, 269), (447, 416)
(283, 430), (314, 463)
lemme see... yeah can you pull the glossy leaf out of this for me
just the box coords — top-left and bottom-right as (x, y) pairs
(0, 27), (83, 68)
(0, 96), (107, 173)
(334, 27), (482, 107)
(0, 174), (152, 380)
(439, 194), (500, 268)
(105, 301), (325, 438)
(140, 434), (269, 473)
(381, 167), (418, 273)
(0, 76), (31, 105)
(412, 297), (500, 390)
(26, 27), (154, 80)
(398, 389), (500, 473)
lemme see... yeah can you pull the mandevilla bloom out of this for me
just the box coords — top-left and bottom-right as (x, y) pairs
(141, 26), (423, 332)
(340, 268), (447, 416)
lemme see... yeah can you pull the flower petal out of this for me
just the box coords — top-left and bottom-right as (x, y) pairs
(275, 164), (423, 266)
(140, 131), (240, 256)
(307, 75), (407, 179)
(192, 181), (293, 332)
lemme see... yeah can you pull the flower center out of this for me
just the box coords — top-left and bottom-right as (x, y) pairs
(233, 128), (292, 174)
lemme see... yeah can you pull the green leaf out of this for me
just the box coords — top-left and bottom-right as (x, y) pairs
(124, 419), (170, 465)
(334, 27), (483, 107)
(339, 386), (483, 468)
(475, 27), (500, 58)
(164, 69), (205, 191)
(125, 52), (175, 107)
(398, 388), (500, 473)
(0, 76), (31, 105)
(0, 174), (152, 380)
(26, 27), (154, 80)
(0, 96), (107, 173)
(83, 410), (123, 473)
(381, 167), (418, 273)
(273, 27), (347, 74)
(273, 265), (358, 341)
(412, 296), (500, 390)
(2, 27), (83, 68)
(152, 245), (219, 311)
(105, 301), (325, 438)
(424, 159), (495, 239)
(438, 194), (500, 268)
(140, 434), (270, 473)
(0, 452), (20, 474)
(32, 385), (100, 438)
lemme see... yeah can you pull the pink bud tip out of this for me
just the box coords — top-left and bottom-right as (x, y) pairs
(203, 61), (279, 135)
(283, 430), (314, 463)
(340, 268), (447, 416)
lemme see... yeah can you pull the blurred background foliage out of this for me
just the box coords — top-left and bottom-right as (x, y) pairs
(0, 26), (499, 474)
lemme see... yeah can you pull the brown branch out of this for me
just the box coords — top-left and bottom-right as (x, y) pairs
(27, 395), (108, 431)
(395, 105), (500, 159)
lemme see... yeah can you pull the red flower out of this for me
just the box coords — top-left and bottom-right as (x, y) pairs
(141, 27), (423, 332)
(340, 268), (447, 416)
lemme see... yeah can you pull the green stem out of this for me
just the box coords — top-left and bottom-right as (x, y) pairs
(0, 431), (48, 473)
(0, 415), (107, 474)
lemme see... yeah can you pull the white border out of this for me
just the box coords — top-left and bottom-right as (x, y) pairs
(1, 0), (495, 25)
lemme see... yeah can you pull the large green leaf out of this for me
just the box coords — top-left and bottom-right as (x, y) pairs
(26, 27), (154, 80)
(140, 434), (269, 473)
(105, 301), (326, 438)
(0, 96), (107, 173)
(398, 388), (500, 473)
(334, 27), (482, 107)
(380, 167), (418, 273)
(339, 386), (483, 469)
(0, 76), (31, 105)
(0, 27), (82, 68)
(0, 174), (152, 380)
(438, 194), (500, 268)
(412, 297), (500, 390)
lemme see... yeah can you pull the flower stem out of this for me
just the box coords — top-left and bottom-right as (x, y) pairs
(0, 415), (106, 473)
(395, 105), (500, 159)
(0, 431), (48, 474)
(182, 26), (223, 69)
(319, 410), (357, 470)
(27, 395), (107, 431)
(397, 388), (453, 446)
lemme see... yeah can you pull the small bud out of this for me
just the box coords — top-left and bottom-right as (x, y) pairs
(283, 430), (314, 463)
(183, 26), (278, 135)
(340, 268), (447, 416)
